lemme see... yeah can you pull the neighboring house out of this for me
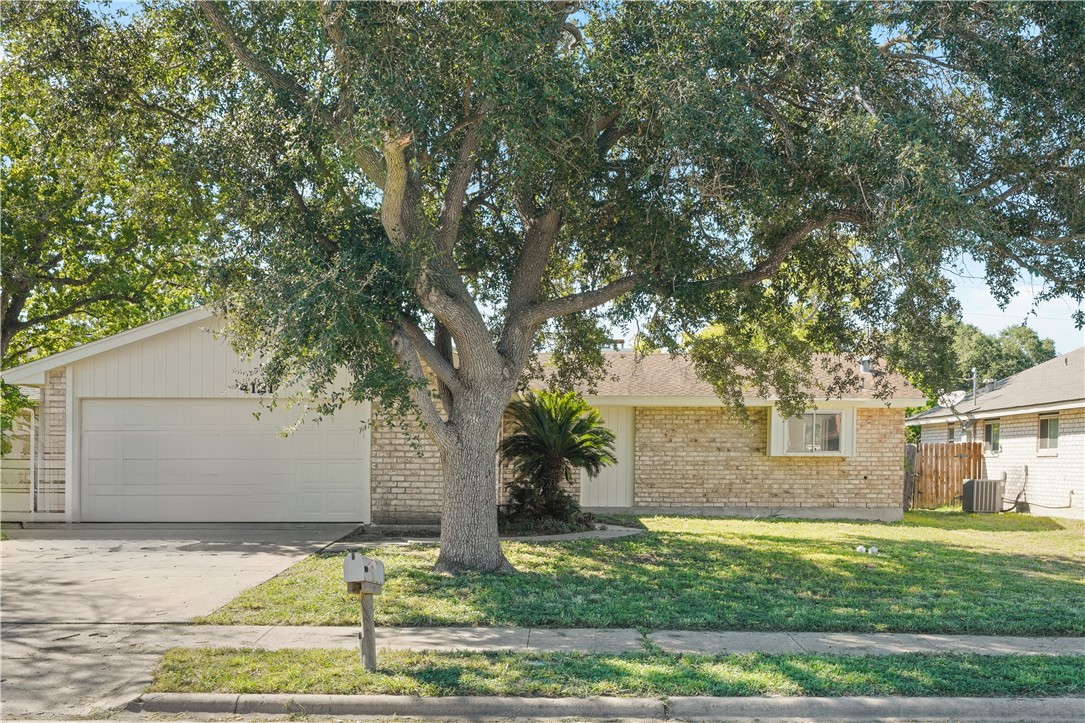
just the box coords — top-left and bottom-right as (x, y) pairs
(908, 347), (1084, 520)
(1, 309), (924, 524)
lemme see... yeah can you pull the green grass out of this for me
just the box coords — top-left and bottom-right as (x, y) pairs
(198, 511), (1085, 635)
(151, 648), (1085, 698)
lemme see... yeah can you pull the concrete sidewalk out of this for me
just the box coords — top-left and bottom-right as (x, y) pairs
(4, 623), (1082, 720)
(4, 622), (1084, 656)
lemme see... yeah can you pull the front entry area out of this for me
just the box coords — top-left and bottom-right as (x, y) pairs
(580, 405), (635, 507)
(79, 398), (371, 522)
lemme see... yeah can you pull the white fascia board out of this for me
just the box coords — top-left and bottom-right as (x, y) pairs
(0, 307), (214, 386)
(583, 396), (771, 407)
(584, 395), (924, 409)
(909, 399), (1085, 425)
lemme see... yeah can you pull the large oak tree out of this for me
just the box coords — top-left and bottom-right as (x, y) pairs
(140, 1), (1081, 571)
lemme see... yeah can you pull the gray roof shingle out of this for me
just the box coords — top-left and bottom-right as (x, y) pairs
(908, 346), (1084, 423)
(534, 351), (923, 402)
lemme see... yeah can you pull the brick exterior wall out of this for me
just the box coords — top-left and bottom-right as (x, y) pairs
(369, 409), (445, 524)
(21, 363), (915, 524)
(983, 408), (1084, 519)
(633, 406), (904, 514)
(497, 409), (516, 504)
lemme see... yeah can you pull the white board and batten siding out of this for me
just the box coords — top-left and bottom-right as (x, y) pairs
(69, 317), (372, 523)
(580, 405), (634, 507)
(72, 317), (262, 399)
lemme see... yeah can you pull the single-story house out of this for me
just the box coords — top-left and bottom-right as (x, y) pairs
(1, 308), (924, 524)
(908, 347), (1084, 520)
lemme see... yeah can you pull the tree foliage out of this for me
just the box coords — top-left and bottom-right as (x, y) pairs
(162, 2), (1084, 411)
(62, 1), (1085, 570)
(952, 321), (1058, 384)
(0, 1), (204, 368)
(499, 391), (616, 523)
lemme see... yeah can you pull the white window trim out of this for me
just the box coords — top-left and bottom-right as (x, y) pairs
(983, 419), (1001, 455)
(769, 407), (856, 457)
(1037, 413), (1059, 456)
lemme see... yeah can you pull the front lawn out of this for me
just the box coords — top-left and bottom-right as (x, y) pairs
(198, 512), (1085, 635)
(152, 648), (1085, 698)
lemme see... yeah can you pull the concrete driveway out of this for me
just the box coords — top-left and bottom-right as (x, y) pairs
(0, 522), (356, 717)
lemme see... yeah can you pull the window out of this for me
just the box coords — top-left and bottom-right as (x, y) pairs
(947, 425), (955, 442)
(1039, 415), (1059, 452)
(770, 408), (856, 456)
(984, 420), (1000, 453)
(785, 411), (842, 453)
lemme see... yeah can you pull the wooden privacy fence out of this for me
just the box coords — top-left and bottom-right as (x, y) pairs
(909, 441), (985, 509)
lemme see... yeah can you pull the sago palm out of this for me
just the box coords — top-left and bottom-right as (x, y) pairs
(499, 391), (617, 521)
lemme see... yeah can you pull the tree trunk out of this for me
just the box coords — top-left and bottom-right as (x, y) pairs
(434, 392), (515, 573)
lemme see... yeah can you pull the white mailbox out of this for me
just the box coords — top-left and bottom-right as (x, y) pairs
(343, 552), (384, 672)
(343, 552), (385, 586)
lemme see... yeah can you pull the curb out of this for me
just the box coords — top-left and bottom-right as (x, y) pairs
(129, 693), (1085, 720)
(131, 693), (664, 718)
(669, 696), (1085, 720)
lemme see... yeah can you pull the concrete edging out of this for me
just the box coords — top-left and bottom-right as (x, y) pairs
(131, 692), (664, 718)
(130, 693), (1085, 720)
(669, 696), (1085, 720)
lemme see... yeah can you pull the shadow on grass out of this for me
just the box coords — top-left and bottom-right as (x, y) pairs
(322, 529), (1085, 635)
(154, 648), (1085, 698)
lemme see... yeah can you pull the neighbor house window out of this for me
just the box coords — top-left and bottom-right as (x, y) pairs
(984, 420), (1000, 453)
(1038, 415), (1059, 452)
(785, 411), (843, 453)
(947, 425), (955, 442)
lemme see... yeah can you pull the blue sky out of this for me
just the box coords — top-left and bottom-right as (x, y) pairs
(948, 263), (1083, 354)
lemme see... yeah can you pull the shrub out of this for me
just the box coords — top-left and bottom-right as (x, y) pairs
(499, 391), (616, 523)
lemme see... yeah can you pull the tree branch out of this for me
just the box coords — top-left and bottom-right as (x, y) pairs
(688, 211), (868, 293)
(963, 141), (1085, 197)
(435, 103), (491, 253)
(397, 315), (463, 397)
(317, 0), (386, 185)
(518, 273), (641, 328)
(17, 292), (142, 330)
(433, 320), (455, 415)
(131, 96), (197, 127)
(197, 2), (313, 108)
(198, 0), (385, 185)
(504, 208), (562, 320)
(379, 132), (413, 244)
(285, 180), (339, 256)
(390, 325), (455, 448)
(738, 83), (796, 159)
(1030, 233), (1085, 245)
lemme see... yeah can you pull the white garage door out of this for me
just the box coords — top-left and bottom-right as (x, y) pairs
(80, 399), (371, 522)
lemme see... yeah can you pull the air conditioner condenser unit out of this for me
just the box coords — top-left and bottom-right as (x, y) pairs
(963, 478), (1002, 514)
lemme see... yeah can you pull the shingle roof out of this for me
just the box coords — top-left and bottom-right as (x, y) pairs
(908, 346), (1085, 424)
(535, 351), (924, 402)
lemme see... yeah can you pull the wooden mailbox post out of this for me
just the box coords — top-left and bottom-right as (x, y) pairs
(343, 552), (384, 672)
